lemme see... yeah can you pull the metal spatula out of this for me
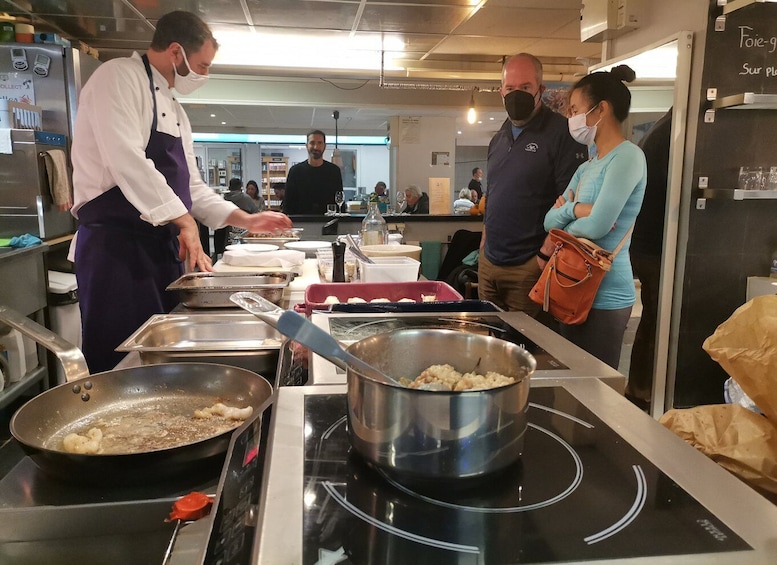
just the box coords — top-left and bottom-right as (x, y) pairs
(229, 291), (399, 387)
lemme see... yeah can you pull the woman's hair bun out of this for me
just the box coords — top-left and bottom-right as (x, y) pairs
(610, 64), (636, 83)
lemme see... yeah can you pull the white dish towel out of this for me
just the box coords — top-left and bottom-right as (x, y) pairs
(222, 249), (305, 268)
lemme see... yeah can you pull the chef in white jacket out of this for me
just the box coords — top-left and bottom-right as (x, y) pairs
(69, 10), (292, 372)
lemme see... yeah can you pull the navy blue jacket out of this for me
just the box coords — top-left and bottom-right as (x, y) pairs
(484, 106), (587, 266)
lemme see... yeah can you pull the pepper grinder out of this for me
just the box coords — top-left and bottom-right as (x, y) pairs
(332, 241), (346, 282)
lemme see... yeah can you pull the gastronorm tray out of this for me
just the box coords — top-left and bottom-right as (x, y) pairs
(303, 281), (463, 316)
(167, 272), (292, 308)
(328, 299), (502, 314)
(116, 313), (283, 375)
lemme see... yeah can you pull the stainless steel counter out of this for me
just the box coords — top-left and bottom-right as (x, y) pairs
(310, 310), (625, 392)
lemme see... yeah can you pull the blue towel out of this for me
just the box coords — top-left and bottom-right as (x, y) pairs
(462, 249), (479, 266)
(9, 234), (42, 248)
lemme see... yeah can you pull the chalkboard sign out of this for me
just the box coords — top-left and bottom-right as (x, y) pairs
(706, 3), (777, 96)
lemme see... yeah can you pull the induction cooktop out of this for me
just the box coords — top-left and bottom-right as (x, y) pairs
(299, 388), (750, 564)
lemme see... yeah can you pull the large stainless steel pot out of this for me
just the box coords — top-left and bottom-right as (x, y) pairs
(345, 329), (535, 481)
(0, 305), (273, 483)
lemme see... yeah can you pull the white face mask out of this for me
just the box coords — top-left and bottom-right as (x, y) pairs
(568, 103), (601, 147)
(173, 46), (208, 95)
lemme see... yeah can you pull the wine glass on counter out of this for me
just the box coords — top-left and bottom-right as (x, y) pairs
(394, 190), (406, 214)
(334, 191), (345, 215)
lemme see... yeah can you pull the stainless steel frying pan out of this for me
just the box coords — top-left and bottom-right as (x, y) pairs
(0, 305), (273, 483)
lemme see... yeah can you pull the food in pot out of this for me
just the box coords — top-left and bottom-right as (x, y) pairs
(59, 403), (252, 455)
(400, 363), (515, 391)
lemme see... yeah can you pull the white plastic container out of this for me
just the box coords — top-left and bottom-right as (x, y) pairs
(48, 271), (80, 384)
(0, 327), (27, 383)
(359, 256), (420, 283)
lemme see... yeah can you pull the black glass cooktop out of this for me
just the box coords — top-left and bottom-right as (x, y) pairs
(326, 314), (566, 371)
(301, 388), (750, 564)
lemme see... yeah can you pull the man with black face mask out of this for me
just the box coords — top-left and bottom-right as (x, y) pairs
(478, 53), (587, 314)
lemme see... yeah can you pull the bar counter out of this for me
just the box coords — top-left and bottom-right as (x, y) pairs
(287, 213), (482, 243)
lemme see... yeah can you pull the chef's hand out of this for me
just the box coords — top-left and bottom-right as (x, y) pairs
(173, 213), (213, 272)
(230, 210), (293, 234)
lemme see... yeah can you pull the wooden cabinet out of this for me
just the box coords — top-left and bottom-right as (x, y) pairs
(262, 156), (288, 209)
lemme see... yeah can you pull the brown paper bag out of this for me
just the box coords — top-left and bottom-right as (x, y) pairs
(660, 404), (777, 494)
(702, 295), (777, 423)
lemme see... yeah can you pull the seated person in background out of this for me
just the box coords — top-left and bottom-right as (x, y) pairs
(453, 188), (475, 214)
(404, 184), (430, 214)
(218, 178), (260, 249)
(469, 194), (486, 216)
(470, 189), (480, 204)
(370, 181), (391, 212)
(272, 182), (286, 208)
(245, 179), (264, 210)
(224, 177), (259, 214)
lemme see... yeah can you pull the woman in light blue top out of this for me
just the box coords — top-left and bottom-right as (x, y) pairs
(543, 65), (647, 369)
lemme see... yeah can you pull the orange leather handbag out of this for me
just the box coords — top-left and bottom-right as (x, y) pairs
(529, 227), (631, 325)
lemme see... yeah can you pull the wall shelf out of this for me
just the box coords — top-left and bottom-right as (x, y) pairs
(712, 92), (777, 109)
(722, 0), (773, 15)
(701, 188), (777, 200)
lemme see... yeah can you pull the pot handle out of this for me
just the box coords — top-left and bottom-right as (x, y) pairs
(0, 304), (89, 383)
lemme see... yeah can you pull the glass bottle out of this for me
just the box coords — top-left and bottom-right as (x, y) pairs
(360, 202), (388, 246)
(771, 249), (777, 279)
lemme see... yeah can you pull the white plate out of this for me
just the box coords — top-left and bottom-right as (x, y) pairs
(283, 241), (332, 252)
(225, 243), (279, 253)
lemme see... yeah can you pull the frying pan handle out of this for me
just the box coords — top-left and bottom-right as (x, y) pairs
(0, 304), (90, 383)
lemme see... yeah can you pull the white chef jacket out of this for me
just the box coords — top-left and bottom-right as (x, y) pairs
(70, 52), (235, 229)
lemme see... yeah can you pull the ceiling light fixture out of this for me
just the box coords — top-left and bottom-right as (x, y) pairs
(332, 110), (343, 168)
(212, 30), (405, 72)
(467, 89), (477, 125)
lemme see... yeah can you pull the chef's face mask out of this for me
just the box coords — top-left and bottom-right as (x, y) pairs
(173, 46), (208, 95)
(503, 89), (539, 122)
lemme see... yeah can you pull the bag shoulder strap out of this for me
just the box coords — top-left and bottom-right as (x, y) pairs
(569, 179), (633, 259)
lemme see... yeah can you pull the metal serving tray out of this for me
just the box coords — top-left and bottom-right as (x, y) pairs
(116, 313), (282, 376)
(239, 236), (300, 247)
(167, 272), (292, 308)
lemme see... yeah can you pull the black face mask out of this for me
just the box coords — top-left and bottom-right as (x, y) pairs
(504, 89), (538, 122)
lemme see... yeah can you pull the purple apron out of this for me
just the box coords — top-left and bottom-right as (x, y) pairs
(75, 55), (192, 373)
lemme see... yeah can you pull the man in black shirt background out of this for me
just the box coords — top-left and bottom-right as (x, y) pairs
(468, 167), (483, 201)
(282, 130), (343, 215)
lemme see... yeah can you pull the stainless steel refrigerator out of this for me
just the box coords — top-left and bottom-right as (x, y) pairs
(0, 43), (100, 240)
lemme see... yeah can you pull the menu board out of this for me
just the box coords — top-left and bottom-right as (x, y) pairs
(708, 4), (777, 95)
(427, 177), (450, 214)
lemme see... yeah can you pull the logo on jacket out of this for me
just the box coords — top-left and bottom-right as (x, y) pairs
(525, 142), (538, 153)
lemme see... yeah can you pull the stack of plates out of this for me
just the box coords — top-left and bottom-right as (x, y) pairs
(284, 240), (332, 257)
(225, 243), (278, 253)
